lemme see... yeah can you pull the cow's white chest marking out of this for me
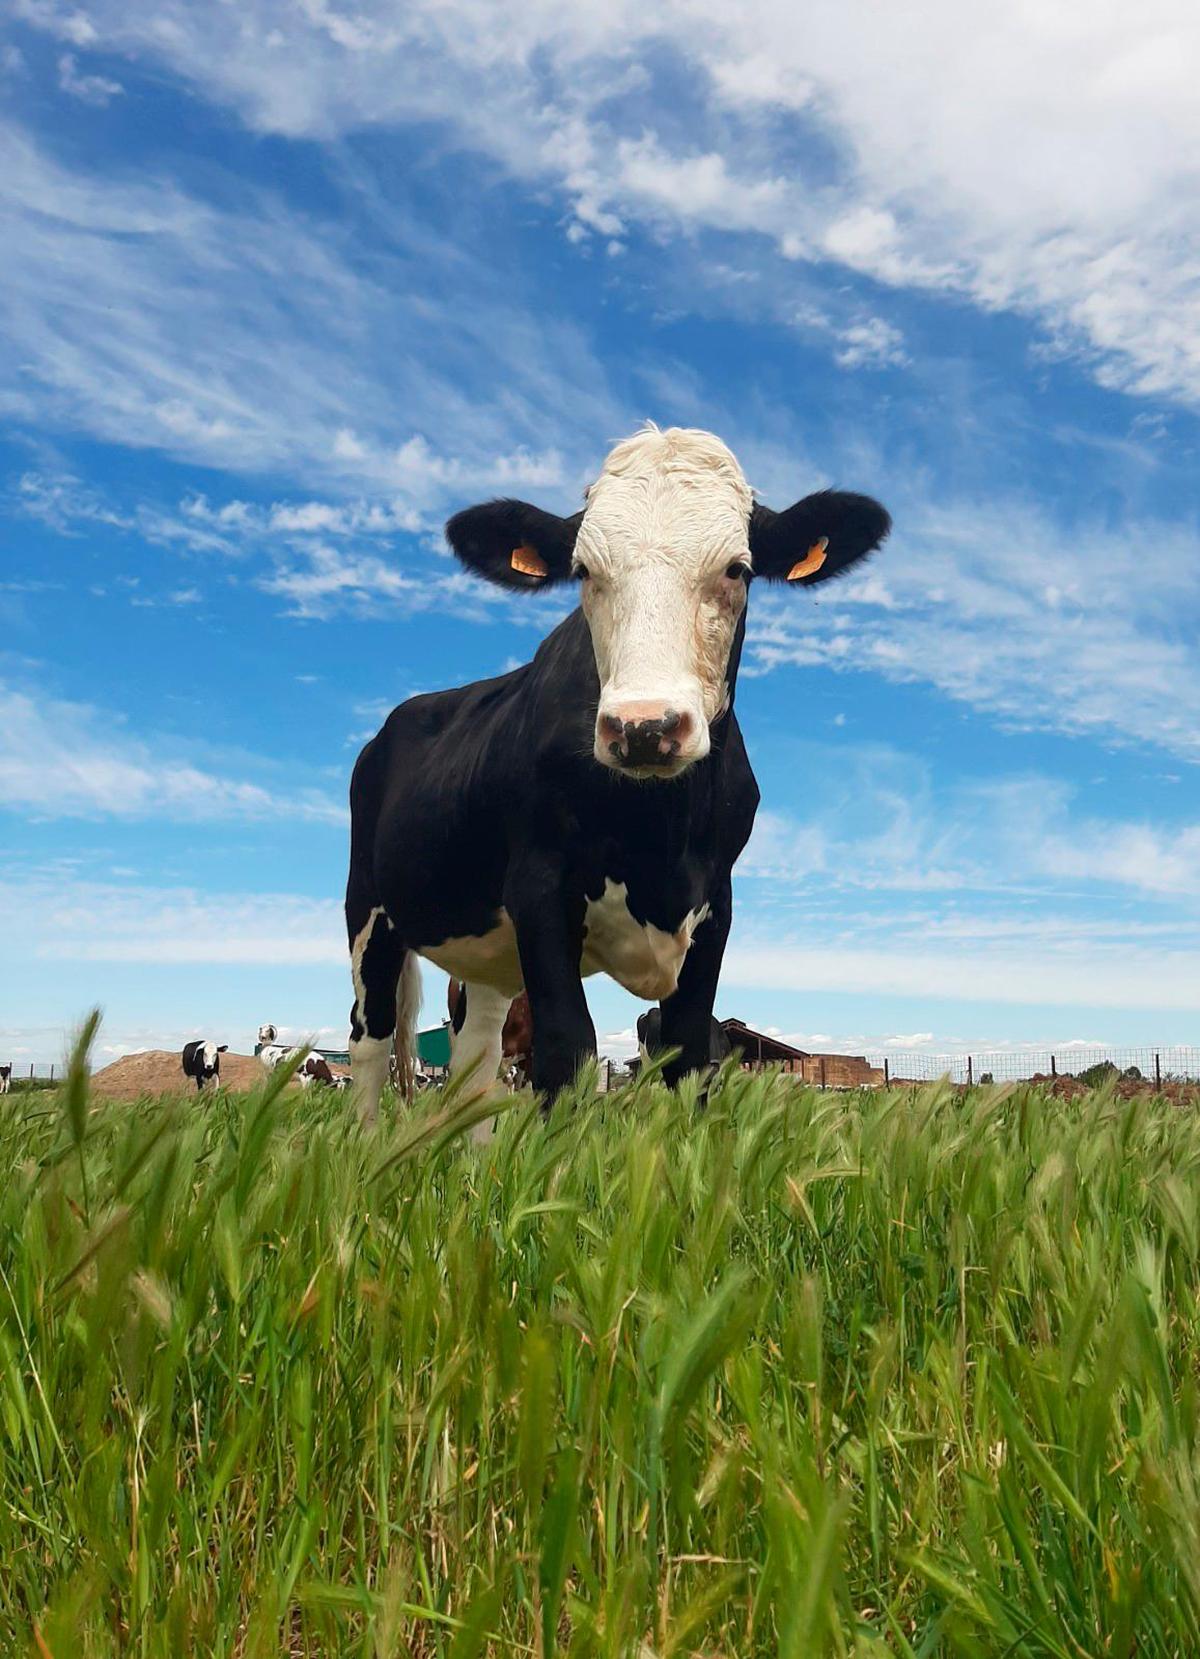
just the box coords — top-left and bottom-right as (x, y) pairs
(418, 881), (709, 1003)
(421, 917), (524, 996)
(582, 880), (710, 1001)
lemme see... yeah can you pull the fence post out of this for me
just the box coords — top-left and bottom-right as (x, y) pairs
(1155, 1052), (1161, 1091)
(884, 1057), (890, 1087)
(820, 1057), (827, 1090)
(1050, 1055), (1056, 1077)
(49, 1063), (55, 1082)
(967, 1055), (973, 1087)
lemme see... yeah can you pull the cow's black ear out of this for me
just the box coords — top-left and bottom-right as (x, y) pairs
(750, 490), (890, 585)
(445, 499), (583, 591)
(218, 1045), (228, 1052)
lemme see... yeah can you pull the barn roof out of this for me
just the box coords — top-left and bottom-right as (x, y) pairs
(719, 1019), (810, 1064)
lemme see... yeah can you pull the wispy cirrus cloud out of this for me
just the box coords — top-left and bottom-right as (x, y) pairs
(0, 872), (345, 964)
(746, 496), (1200, 762)
(0, 682), (347, 823)
(14, 0), (1200, 405)
(725, 746), (1200, 1014)
(0, 120), (619, 492)
(56, 50), (122, 104)
(14, 468), (573, 623)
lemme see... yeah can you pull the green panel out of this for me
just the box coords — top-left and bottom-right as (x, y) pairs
(416, 1023), (452, 1068)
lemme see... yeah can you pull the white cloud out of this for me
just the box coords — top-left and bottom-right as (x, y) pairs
(57, 51), (123, 104)
(0, 875), (345, 965)
(0, 121), (620, 491)
(15, 1), (1200, 403)
(0, 682), (346, 823)
(721, 751), (1200, 1015)
(833, 317), (909, 371)
(15, 469), (574, 622)
(746, 498), (1200, 763)
(721, 933), (1200, 1014)
(738, 759), (1200, 906)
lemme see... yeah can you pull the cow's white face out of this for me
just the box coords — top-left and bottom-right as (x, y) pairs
(446, 425), (891, 781)
(573, 430), (752, 776)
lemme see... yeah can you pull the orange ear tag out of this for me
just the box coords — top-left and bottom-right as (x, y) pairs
(786, 536), (829, 581)
(510, 544), (548, 579)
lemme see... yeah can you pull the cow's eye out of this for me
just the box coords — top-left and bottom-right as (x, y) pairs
(725, 562), (751, 581)
(572, 562), (591, 581)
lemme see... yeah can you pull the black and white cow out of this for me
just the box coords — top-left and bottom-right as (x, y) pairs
(297, 1054), (335, 1088)
(347, 426), (888, 1119)
(0, 1063), (11, 1096)
(637, 1008), (730, 1072)
(181, 1040), (227, 1092)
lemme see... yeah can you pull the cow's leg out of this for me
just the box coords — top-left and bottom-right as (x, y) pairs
(508, 865), (595, 1099)
(449, 981), (510, 1093)
(656, 872), (732, 1087)
(447, 982), (512, 1146)
(347, 895), (408, 1125)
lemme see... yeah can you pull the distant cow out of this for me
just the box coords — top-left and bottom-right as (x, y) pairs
(448, 979), (533, 1089)
(346, 426), (888, 1120)
(258, 1044), (337, 1088)
(258, 1023), (278, 1045)
(181, 1040), (228, 1092)
(637, 1009), (730, 1071)
(297, 1054), (335, 1088)
(0, 1063), (11, 1095)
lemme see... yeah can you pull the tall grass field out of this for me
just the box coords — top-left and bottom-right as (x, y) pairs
(3, 1025), (1200, 1655)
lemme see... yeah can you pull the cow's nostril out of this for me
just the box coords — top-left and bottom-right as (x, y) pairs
(661, 709), (682, 734)
(598, 713), (625, 741)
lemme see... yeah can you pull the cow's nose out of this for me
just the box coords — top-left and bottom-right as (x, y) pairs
(601, 707), (693, 768)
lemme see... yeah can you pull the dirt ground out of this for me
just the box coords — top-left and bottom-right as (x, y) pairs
(88, 1049), (350, 1099)
(1024, 1071), (1200, 1105)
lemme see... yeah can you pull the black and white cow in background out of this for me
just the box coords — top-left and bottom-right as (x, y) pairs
(347, 426), (889, 1120)
(637, 1008), (730, 1072)
(297, 1054), (335, 1088)
(0, 1063), (11, 1095)
(181, 1040), (227, 1092)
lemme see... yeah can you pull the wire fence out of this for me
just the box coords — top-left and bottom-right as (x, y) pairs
(870, 1046), (1200, 1087)
(1, 1061), (62, 1089)
(4, 1049), (1199, 1093)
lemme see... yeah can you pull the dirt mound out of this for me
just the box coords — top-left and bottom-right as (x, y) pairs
(88, 1049), (349, 1100)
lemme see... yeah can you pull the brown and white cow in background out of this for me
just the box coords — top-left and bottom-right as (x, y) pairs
(0, 1063), (11, 1096)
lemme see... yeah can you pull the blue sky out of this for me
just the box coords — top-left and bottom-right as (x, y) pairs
(2, 1), (1199, 1068)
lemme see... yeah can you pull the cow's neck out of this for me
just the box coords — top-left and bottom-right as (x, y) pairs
(706, 608), (748, 755)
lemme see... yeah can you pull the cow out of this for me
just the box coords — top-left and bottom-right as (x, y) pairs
(447, 979), (533, 1089)
(637, 1008), (730, 1073)
(346, 426), (888, 1120)
(0, 1063), (10, 1095)
(258, 1043), (291, 1071)
(297, 1054), (335, 1088)
(181, 1040), (227, 1092)
(258, 1023), (278, 1046)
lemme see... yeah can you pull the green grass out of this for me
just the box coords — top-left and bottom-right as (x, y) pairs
(3, 1025), (1200, 1656)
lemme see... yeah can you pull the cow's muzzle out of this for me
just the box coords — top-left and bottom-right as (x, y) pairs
(596, 705), (700, 773)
